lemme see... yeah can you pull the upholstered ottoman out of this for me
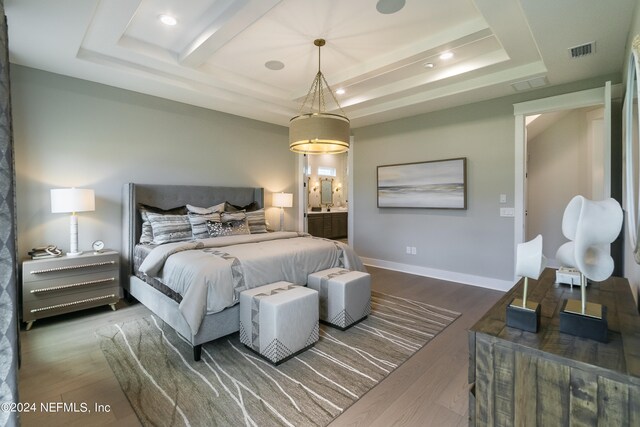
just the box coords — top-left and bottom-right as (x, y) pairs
(307, 268), (371, 330)
(239, 282), (319, 364)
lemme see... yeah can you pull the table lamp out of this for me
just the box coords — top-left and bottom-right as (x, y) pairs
(51, 188), (95, 256)
(272, 192), (293, 231)
(556, 195), (623, 342)
(506, 234), (546, 332)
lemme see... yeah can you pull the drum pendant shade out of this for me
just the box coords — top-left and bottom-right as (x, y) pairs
(289, 39), (350, 154)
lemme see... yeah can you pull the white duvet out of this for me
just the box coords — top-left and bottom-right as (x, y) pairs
(139, 232), (366, 335)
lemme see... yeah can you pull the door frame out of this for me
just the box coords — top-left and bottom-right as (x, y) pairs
(512, 83), (619, 278)
(297, 136), (355, 246)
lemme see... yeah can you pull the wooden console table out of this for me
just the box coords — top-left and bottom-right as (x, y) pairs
(468, 268), (640, 426)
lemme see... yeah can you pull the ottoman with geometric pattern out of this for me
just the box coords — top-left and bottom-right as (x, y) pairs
(239, 282), (319, 365)
(307, 268), (371, 330)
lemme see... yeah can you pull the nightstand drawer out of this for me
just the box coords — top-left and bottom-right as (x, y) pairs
(23, 288), (120, 322)
(23, 253), (119, 283)
(23, 270), (119, 303)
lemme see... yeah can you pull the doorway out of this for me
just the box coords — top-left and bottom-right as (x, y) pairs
(296, 142), (353, 245)
(525, 106), (605, 266)
(513, 83), (618, 278)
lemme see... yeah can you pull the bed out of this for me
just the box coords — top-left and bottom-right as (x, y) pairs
(122, 183), (365, 360)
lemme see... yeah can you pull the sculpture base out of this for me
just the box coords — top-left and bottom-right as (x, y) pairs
(559, 300), (608, 343)
(506, 299), (540, 333)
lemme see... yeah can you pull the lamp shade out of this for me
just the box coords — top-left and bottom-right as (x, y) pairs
(556, 195), (623, 281)
(272, 192), (293, 208)
(51, 188), (95, 213)
(289, 113), (350, 154)
(515, 234), (547, 280)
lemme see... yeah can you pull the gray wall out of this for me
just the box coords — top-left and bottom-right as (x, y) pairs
(351, 76), (620, 285)
(526, 109), (591, 264)
(11, 66), (294, 260)
(352, 99), (516, 282)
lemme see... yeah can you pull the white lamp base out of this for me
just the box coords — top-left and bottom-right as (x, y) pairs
(279, 207), (285, 232)
(68, 213), (81, 256)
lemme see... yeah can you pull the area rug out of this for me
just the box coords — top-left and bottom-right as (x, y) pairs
(96, 291), (460, 427)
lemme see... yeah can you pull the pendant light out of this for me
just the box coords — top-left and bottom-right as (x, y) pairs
(289, 39), (350, 154)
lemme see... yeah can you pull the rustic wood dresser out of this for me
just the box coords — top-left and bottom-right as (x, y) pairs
(469, 268), (640, 426)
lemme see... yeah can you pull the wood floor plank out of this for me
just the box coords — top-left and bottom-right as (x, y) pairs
(18, 266), (504, 427)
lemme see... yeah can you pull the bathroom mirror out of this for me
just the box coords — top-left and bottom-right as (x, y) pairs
(320, 178), (333, 205)
(624, 35), (640, 263)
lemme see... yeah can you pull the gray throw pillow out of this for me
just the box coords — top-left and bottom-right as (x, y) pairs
(147, 213), (192, 244)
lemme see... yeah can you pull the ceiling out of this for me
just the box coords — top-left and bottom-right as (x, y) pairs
(5, 0), (637, 128)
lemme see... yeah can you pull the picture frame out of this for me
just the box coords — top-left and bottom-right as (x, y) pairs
(377, 157), (467, 209)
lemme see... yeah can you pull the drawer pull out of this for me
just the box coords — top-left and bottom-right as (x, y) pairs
(30, 260), (115, 275)
(30, 294), (116, 313)
(30, 277), (115, 294)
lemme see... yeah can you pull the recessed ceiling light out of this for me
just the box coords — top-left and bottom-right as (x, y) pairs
(265, 60), (285, 71)
(376, 0), (406, 14)
(439, 51), (454, 60)
(159, 14), (177, 26)
(336, 88), (346, 95)
(423, 62), (435, 69)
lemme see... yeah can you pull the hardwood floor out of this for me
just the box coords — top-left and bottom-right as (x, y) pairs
(17, 266), (504, 427)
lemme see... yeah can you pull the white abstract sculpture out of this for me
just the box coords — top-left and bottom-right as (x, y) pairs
(556, 196), (623, 315)
(515, 234), (547, 308)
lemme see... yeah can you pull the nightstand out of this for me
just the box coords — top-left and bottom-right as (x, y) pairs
(22, 250), (121, 330)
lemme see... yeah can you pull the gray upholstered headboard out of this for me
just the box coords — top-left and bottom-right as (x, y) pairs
(121, 183), (264, 281)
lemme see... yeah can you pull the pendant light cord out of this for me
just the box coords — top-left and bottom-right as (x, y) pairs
(296, 40), (347, 117)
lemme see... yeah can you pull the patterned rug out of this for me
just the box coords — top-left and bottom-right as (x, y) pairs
(96, 291), (460, 427)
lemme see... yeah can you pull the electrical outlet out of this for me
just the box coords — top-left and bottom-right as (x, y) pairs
(500, 207), (515, 217)
(411, 247), (417, 255)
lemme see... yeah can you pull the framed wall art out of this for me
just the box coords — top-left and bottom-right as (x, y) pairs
(377, 157), (467, 209)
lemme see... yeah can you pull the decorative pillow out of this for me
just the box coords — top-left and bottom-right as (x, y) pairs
(140, 222), (154, 244)
(225, 201), (260, 212)
(221, 211), (247, 222)
(207, 218), (250, 237)
(186, 202), (225, 215)
(188, 212), (221, 239)
(246, 209), (268, 234)
(138, 204), (187, 244)
(146, 213), (192, 244)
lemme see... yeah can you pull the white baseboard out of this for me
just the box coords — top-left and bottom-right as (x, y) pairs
(361, 257), (514, 292)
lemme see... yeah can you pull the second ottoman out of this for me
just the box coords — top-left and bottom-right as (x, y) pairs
(308, 268), (371, 330)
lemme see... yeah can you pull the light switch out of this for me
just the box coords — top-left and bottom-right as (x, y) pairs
(500, 194), (507, 203)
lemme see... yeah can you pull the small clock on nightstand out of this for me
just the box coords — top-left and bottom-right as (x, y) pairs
(92, 240), (105, 253)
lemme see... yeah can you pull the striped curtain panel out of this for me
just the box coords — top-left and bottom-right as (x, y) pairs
(0, 4), (19, 427)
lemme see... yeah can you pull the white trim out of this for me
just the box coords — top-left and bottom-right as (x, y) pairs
(513, 87), (605, 116)
(514, 113), (526, 271)
(361, 257), (513, 292)
(604, 81), (612, 200)
(296, 154), (307, 232)
(347, 136), (354, 245)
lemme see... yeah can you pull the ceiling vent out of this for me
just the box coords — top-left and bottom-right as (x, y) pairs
(568, 42), (595, 59)
(511, 76), (548, 92)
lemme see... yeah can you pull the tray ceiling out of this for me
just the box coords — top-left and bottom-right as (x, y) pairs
(5, 0), (637, 127)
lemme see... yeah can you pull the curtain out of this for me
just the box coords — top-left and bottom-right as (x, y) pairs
(0, 3), (19, 427)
